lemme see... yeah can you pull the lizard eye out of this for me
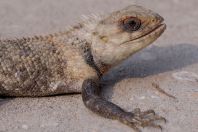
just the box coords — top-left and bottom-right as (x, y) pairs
(121, 17), (141, 32)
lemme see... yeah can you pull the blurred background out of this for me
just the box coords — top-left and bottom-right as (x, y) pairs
(0, 0), (198, 132)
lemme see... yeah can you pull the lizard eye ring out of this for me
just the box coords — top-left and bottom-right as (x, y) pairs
(121, 17), (141, 32)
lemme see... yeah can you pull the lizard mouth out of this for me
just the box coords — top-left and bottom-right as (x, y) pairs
(120, 23), (166, 45)
(137, 23), (166, 41)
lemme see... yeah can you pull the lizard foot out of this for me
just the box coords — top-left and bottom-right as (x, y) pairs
(119, 108), (166, 132)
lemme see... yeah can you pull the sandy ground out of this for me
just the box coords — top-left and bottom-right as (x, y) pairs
(0, 0), (198, 132)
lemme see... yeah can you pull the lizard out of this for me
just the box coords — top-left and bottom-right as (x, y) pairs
(0, 5), (166, 131)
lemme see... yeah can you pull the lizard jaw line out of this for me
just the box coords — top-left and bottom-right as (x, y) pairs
(120, 23), (166, 45)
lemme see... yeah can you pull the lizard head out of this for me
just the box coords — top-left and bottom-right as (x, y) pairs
(85, 5), (166, 73)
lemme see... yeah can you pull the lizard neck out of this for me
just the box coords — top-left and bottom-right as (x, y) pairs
(54, 25), (103, 76)
(57, 23), (112, 76)
(91, 54), (112, 75)
(69, 24), (112, 75)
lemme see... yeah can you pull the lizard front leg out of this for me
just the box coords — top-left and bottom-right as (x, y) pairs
(82, 79), (166, 131)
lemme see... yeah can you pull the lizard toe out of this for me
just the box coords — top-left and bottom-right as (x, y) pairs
(119, 109), (166, 131)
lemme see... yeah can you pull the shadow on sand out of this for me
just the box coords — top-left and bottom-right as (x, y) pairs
(0, 98), (13, 106)
(101, 43), (198, 97)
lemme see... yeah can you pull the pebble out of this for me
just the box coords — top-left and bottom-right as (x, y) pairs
(172, 71), (198, 82)
(21, 124), (29, 130)
(139, 96), (146, 100)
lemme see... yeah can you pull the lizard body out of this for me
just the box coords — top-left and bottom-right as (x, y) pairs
(0, 5), (166, 131)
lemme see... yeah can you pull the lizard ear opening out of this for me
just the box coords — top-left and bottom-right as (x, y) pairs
(120, 17), (141, 32)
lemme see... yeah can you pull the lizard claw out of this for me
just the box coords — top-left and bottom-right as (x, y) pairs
(119, 109), (166, 132)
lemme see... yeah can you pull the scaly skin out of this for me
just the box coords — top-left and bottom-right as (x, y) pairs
(0, 5), (166, 131)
